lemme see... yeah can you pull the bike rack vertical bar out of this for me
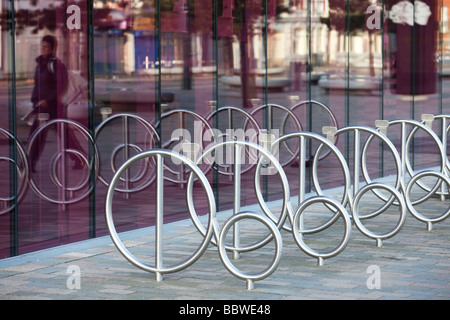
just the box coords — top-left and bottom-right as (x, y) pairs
(179, 112), (186, 187)
(233, 141), (241, 259)
(57, 122), (67, 238)
(298, 135), (306, 232)
(440, 117), (448, 201)
(353, 128), (360, 198)
(123, 115), (130, 198)
(400, 122), (407, 184)
(155, 154), (164, 281)
(8, 0), (18, 256)
(59, 122), (67, 209)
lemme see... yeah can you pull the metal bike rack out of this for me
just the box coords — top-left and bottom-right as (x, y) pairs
(7, 105), (449, 288)
(430, 114), (450, 173)
(405, 170), (450, 231)
(413, 114), (450, 199)
(379, 118), (447, 200)
(95, 113), (160, 195)
(329, 125), (407, 247)
(218, 211), (283, 290)
(155, 109), (214, 185)
(106, 143), (283, 290)
(27, 119), (98, 205)
(105, 149), (217, 282)
(270, 131), (352, 265)
(185, 139), (287, 288)
(0, 128), (29, 215)
(376, 118), (448, 231)
(186, 139), (290, 250)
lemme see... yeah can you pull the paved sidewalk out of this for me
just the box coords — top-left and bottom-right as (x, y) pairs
(0, 191), (449, 301)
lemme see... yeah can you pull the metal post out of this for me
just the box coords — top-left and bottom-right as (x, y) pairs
(298, 135), (306, 232)
(353, 129), (360, 199)
(440, 117), (448, 201)
(58, 122), (67, 211)
(123, 115), (130, 198)
(155, 154), (164, 281)
(233, 141), (241, 259)
(400, 122), (407, 184)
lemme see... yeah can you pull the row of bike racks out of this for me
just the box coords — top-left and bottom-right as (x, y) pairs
(1, 101), (449, 289)
(101, 108), (448, 290)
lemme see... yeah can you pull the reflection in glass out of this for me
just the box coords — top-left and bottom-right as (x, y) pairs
(0, 0), (448, 259)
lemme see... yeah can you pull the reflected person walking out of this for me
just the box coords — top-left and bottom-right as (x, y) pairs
(28, 35), (84, 172)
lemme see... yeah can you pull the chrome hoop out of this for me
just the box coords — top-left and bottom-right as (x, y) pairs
(186, 139), (291, 255)
(343, 125), (404, 217)
(405, 170), (450, 231)
(218, 211), (283, 290)
(270, 131), (351, 233)
(105, 149), (217, 279)
(292, 196), (352, 266)
(388, 119), (447, 205)
(411, 114), (450, 197)
(351, 182), (407, 247)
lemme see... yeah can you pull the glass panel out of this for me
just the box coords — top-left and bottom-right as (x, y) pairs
(410, 0), (441, 172)
(443, 0), (450, 114)
(442, 0), (450, 168)
(93, 0), (159, 235)
(1, 0), (449, 260)
(305, 0), (350, 194)
(11, 0), (90, 253)
(0, 0), (15, 258)
(156, 0), (216, 222)
(382, 0), (441, 177)
(265, 0), (307, 203)
(346, 1), (384, 185)
(215, 0), (267, 214)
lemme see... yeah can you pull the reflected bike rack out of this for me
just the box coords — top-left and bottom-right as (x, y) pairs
(0, 128), (30, 215)
(27, 119), (99, 205)
(155, 109), (214, 185)
(95, 113), (160, 195)
(283, 99), (340, 163)
(205, 106), (262, 176)
(247, 103), (303, 166)
(271, 131), (352, 265)
(106, 145), (284, 290)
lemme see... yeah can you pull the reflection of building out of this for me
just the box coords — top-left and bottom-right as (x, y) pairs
(4, 0), (383, 80)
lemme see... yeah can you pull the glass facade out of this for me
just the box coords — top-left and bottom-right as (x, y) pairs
(0, 0), (448, 259)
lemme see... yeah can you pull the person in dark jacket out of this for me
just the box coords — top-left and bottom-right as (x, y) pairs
(28, 35), (84, 172)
